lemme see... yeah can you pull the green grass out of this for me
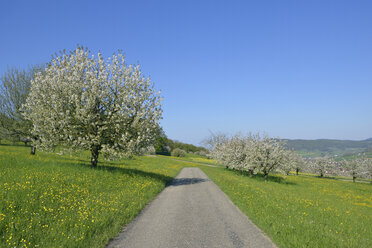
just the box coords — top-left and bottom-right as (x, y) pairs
(2, 143), (372, 247)
(158, 153), (218, 166)
(200, 166), (372, 247)
(0, 144), (194, 248)
(290, 171), (372, 183)
(341, 152), (372, 160)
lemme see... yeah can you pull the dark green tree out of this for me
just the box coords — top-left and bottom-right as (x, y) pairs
(154, 127), (171, 155)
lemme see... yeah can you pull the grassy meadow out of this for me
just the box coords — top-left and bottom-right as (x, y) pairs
(1, 144), (371, 248)
(159, 153), (218, 166)
(289, 171), (372, 183)
(0, 144), (194, 248)
(201, 166), (372, 248)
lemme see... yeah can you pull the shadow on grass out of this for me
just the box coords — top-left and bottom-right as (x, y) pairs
(56, 155), (137, 166)
(229, 169), (297, 185)
(0, 144), (175, 186)
(99, 165), (175, 185)
(56, 156), (175, 186)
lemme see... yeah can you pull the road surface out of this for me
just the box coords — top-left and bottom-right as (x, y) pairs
(107, 167), (276, 248)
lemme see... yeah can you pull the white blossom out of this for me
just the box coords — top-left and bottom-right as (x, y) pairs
(365, 159), (372, 182)
(308, 157), (334, 177)
(342, 157), (370, 182)
(23, 47), (162, 167)
(208, 132), (293, 181)
(248, 134), (288, 181)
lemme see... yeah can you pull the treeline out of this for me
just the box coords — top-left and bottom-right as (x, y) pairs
(302, 157), (372, 182)
(153, 129), (207, 156)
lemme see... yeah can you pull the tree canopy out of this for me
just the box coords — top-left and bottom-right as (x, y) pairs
(23, 47), (162, 167)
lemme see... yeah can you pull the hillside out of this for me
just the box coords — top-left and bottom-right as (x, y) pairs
(285, 138), (372, 157)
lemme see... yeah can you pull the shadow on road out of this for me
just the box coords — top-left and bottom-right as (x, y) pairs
(39, 155), (175, 185)
(169, 177), (209, 186)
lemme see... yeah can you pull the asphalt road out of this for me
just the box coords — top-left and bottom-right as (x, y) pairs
(107, 167), (276, 248)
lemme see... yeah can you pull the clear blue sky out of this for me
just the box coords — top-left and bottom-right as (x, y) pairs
(1, 0), (371, 145)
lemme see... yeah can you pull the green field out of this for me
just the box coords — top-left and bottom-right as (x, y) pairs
(286, 171), (372, 184)
(341, 151), (372, 160)
(1, 145), (372, 247)
(200, 166), (372, 247)
(0, 144), (194, 248)
(159, 153), (218, 166)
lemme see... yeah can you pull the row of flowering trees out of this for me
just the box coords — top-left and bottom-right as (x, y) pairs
(1, 46), (163, 167)
(207, 133), (372, 182)
(305, 156), (372, 182)
(206, 133), (299, 181)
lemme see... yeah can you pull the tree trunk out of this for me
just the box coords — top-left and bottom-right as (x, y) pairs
(353, 176), (356, 183)
(296, 168), (299, 175)
(320, 171), (323, 177)
(30, 145), (36, 155)
(90, 145), (101, 168)
(249, 170), (253, 177)
(264, 172), (268, 182)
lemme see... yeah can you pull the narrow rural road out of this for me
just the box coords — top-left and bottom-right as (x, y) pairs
(107, 167), (276, 248)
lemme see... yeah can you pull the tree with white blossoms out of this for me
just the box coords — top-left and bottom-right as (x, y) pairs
(23, 47), (162, 167)
(280, 150), (297, 176)
(239, 135), (259, 176)
(206, 133), (251, 172)
(220, 134), (247, 170)
(342, 157), (367, 182)
(310, 157), (333, 177)
(287, 151), (305, 175)
(205, 133), (230, 167)
(236, 133), (260, 176)
(365, 159), (372, 184)
(207, 132), (291, 181)
(249, 134), (289, 181)
(140, 145), (156, 155)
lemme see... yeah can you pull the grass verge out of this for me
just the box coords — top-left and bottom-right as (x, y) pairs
(200, 166), (372, 247)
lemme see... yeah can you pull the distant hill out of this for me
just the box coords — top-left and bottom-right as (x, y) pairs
(284, 138), (372, 157)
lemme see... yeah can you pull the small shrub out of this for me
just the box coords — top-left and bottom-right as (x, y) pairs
(140, 146), (156, 155)
(171, 148), (186, 157)
(197, 150), (207, 157)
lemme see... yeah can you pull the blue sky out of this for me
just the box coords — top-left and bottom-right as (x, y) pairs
(1, 0), (371, 145)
